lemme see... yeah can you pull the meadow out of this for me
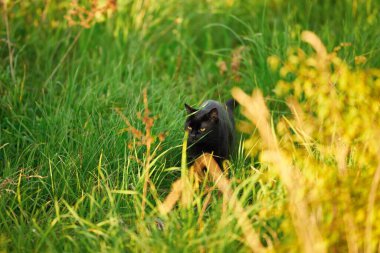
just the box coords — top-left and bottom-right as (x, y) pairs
(1, 0), (380, 252)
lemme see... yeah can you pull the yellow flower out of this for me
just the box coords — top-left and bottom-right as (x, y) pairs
(267, 55), (280, 71)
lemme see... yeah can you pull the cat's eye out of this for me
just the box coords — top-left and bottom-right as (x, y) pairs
(200, 128), (206, 132)
(187, 126), (192, 130)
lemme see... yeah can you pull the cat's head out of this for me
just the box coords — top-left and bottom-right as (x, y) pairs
(184, 104), (218, 143)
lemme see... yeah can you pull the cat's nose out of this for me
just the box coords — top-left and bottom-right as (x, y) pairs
(189, 133), (196, 141)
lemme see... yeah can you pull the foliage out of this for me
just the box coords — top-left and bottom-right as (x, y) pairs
(235, 31), (380, 252)
(1, 0), (380, 252)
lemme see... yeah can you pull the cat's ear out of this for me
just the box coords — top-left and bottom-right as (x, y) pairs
(185, 104), (197, 114)
(208, 108), (218, 121)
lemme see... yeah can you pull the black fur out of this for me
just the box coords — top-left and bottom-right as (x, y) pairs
(184, 99), (237, 168)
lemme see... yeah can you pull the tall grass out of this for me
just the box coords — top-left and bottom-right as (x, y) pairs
(1, 0), (380, 252)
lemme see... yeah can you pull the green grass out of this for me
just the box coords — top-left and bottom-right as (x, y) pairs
(1, 0), (380, 252)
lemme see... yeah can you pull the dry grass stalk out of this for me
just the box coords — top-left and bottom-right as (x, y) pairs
(158, 179), (183, 215)
(158, 153), (265, 253)
(231, 46), (245, 82)
(301, 31), (327, 62)
(232, 88), (276, 150)
(115, 88), (165, 220)
(65, 0), (116, 28)
(232, 87), (326, 253)
(217, 60), (228, 76)
(140, 88), (154, 219)
(286, 98), (313, 141)
(197, 189), (213, 228)
(193, 154), (266, 253)
(216, 46), (245, 81)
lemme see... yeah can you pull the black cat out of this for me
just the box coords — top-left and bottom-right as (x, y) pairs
(184, 99), (237, 169)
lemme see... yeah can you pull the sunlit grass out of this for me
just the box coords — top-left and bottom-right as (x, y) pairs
(1, 0), (380, 252)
